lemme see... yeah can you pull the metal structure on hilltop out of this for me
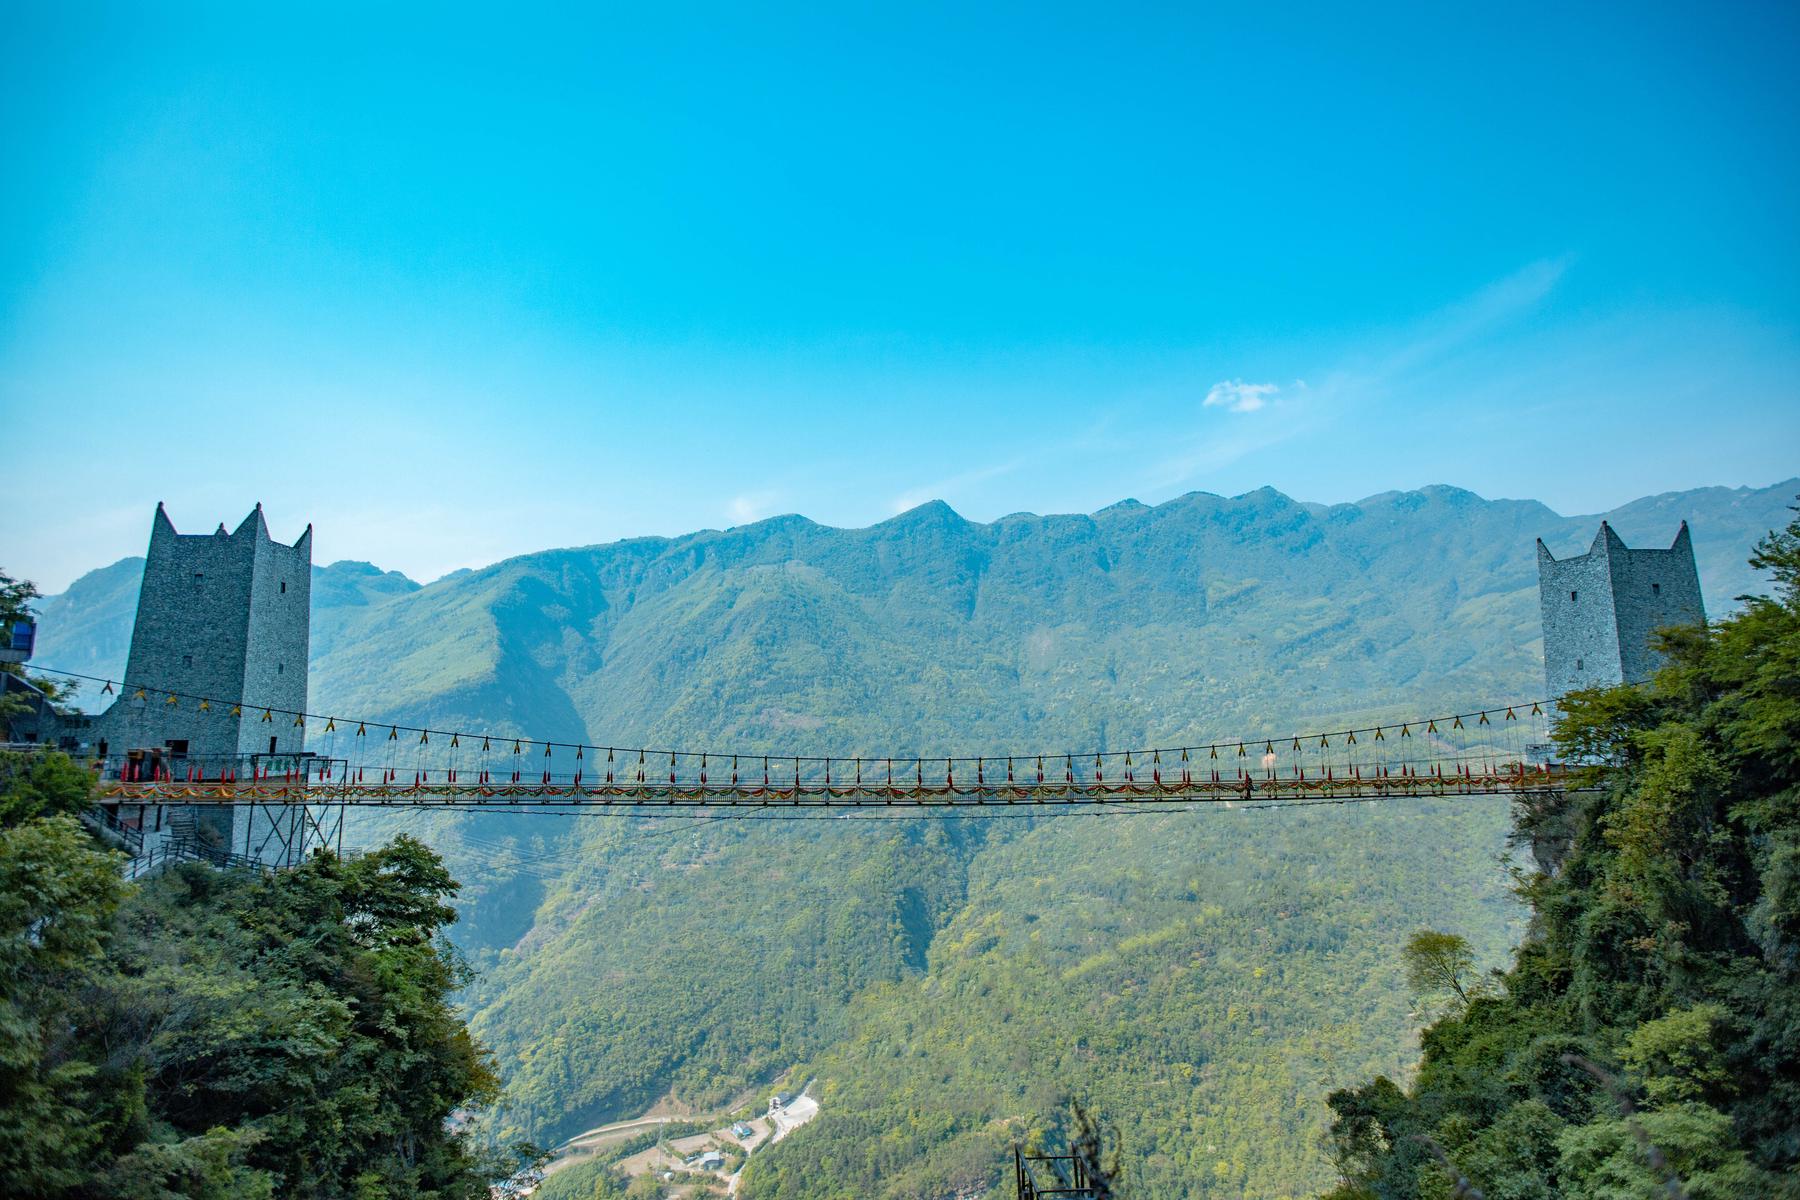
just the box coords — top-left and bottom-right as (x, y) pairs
(1014, 1145), (1105, 1199)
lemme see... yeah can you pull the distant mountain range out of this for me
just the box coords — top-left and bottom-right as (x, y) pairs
(37, 478), (1796, 743)
(28, 478), (1799, 1199)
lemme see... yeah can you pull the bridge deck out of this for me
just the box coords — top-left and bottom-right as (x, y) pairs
(98, 765), (1575, 807)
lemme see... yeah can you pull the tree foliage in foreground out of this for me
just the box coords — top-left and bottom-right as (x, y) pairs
(0, 757), (506, 1199)
(1, 566), (78, 731)
(1321, 510), (1800, 1198)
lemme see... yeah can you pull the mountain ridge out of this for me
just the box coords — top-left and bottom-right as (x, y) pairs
(38, 479), (1793, 674)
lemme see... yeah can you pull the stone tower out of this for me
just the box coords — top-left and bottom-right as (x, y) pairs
(88, 504), (312, 860)
(95, 503), (312, 761)
(1536, 522), (1704, 701)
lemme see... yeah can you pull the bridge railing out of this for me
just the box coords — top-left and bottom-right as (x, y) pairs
(91, 757), (1576, 808)
(86, 751), (348, 785)
(85, 801), (145, 854)
(178, 703), (1555, 795)
(124, 835), (273, 881)
(19, 669), (1565, 809)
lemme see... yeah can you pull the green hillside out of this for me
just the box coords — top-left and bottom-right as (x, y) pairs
(30, 479), (1799, 1198)
(1315, 511), (1800, 1198)
(735, 798), (1521, 1199)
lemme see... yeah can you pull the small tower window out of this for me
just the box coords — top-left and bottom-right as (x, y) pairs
(1576, 658), (1584, 671)
(193, 572), (204, 584)
(276, 663), (283, 675)
(1570, 590), (1578, 602)
(280, 581), (287, 593)
(1652, 582), (1661, 596)
(182, 654), (192, 668)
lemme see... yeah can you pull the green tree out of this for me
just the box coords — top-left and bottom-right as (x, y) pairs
(624, 1173), (667, 1199)
(0, 748), (503, 1199)
(0, 567), (78, 731)
(1619, 1005), (1730, 1109)
(126, 838), (501, 1196)
(0, 748), (97, 826)
(1556, 1103), (1764, 1200)
(0, 566), (39, 640)
(0, 814), (126, 1194)
(1401, 931), (1478, 1013)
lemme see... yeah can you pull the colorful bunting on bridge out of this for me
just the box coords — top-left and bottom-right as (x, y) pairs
(23, 663), (1554, 795)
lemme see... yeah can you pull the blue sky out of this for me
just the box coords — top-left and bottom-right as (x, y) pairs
(3, 2), (1797, 590)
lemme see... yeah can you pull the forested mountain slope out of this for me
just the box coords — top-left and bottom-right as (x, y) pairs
(31, 479), (1798, 1197)
(1317, 511), (1800, 1198)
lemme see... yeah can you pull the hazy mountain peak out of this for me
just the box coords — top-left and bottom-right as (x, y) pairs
(1415, 483), (1484, 504)
(734, 511), (822, 535)
(323, 559), (406, 578)
(1096, 497), (1148, 516)
(1233, 484), (1299, 508)
(879, 498), (968, 528)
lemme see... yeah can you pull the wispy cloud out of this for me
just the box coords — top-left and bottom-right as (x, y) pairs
(1371, 257), (1569, 379)
(1140, 411), (1317, 492)
(889, 458), (1026, 514)
(726, 490), (784, 524)
(1203, 379), (1281, 413)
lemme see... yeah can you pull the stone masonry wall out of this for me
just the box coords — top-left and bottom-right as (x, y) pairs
(1606, 523), (1706, 686)
(238, 515), (311, 756)
(1538, 521), (1705, 703)
(1538, 531), (1622, 700)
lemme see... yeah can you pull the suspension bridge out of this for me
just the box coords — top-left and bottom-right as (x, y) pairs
(35, 666), (1572, 813)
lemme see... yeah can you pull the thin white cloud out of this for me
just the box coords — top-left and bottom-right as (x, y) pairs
(727, 491), (783, 525)
(888, 458), (1026, 514)
(1140, 413), (1315, 492)
(1373, 257), (1569, 379)
(1203, 379), (1279, 413)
